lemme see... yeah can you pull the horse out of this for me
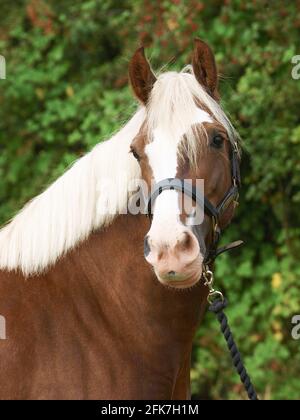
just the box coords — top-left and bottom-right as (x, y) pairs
(0, 39), (240, 400)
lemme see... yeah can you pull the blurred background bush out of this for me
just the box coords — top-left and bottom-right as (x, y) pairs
(0, 0), (300, 400)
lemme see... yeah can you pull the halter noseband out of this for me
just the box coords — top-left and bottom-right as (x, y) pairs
(146, 141), (243, 265)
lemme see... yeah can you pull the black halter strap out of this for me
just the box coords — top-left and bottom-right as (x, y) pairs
(147, 178), (219, 219)
(146, 142), (243, 265)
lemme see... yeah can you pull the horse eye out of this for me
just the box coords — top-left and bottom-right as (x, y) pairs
(130, 148), (140, 161)
(211, 135), (224, 149)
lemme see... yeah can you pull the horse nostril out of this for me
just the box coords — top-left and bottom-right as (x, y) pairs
(168, 271), (176, 276)
(144, 235), (151, 257)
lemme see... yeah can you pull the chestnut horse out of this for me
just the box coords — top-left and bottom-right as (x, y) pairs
(0, 39), (240, 399)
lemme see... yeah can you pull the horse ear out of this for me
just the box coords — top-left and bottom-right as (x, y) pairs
(192, 39), (219, 100)
(129, 47), (157, 104)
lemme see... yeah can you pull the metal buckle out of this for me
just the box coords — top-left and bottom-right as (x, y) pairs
(213, 220), (219, 233)
(203, 266), (224, 304)
(233, 141), (239, 154)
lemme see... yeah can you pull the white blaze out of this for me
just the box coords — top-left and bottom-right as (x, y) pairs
(145, 109), (212, 246)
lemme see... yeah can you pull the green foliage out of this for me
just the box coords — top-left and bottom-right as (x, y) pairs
(1, 0), (300, 400)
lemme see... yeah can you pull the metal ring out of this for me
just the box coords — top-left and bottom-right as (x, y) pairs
(207, 290), (224, 304)
(203, 269), (214, 287)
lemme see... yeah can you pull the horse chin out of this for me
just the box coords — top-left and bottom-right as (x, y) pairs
(155, 270), (203, 290)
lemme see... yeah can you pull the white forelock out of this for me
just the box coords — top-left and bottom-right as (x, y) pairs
(147, 67), (238, 165)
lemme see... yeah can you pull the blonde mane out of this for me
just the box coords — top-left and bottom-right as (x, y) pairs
(0, 67), (238, 276)
(0, 109), (144, 276)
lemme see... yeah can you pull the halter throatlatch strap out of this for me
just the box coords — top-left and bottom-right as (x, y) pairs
(214, 240), (244, 259)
